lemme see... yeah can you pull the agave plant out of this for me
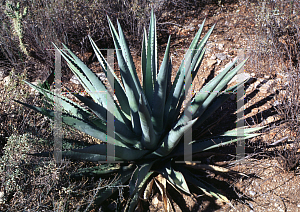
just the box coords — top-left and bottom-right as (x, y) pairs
(17, 10), (263, 211)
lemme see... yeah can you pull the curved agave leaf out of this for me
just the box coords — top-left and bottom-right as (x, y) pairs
(53, 43), (130, 129)
(148, 117), (198, 158)
(108, 16), (143, 135)
(15, 101), (136, 151)
(71, 163), (122, 180)
(191, 47), (206, 81)
(23, 81), (90, 120)
(170, 132), (262, 158)
(117, 21), (143, 95)
(183, 58), (238, 123)
(178, 166), (231, 204)
(30, 151), (116, 162)
(141, 27), (147, 93)
(88, 35), (131, 118)
(152, 35), (171, 132)
(155, 161), (190, 195)
(183, 46), (206, 95)
(125, 172), (154, 212)
(144, 10), (157, 106)
(138, 94), (157, 150)
(70, 92), (138, 145)
(193, 58), (248, 120)
(129, 161), (156, 196)
(164, 21), (215, 127)
(71, 143), (149, 161)
(54, 43), (112, 107)
(221, 126), (266, 136)
(192, 78), (246, 130)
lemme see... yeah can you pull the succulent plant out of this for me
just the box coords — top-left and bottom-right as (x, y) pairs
(17, 10), (263, 211)
(4, 1), (29, 56)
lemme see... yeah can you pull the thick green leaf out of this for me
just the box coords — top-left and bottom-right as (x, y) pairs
(125, 171), (153, 212)
(170, 133), (261, 158)
(56, 43), (113, 108)
(72, 144), (149, 161)
(108, 16), (143, 135)
(129, 161), (155, 196)
(165, 26), (216, 124)
(70, 92), (138, 145)
(152, 35), (171, 132)
(192, 79), (245, 130)
(142, 27), (147, 93)
(196, 23), (216, 52)
(15, 101), (137, 151)
(166, 47), (206, 129)
(144, 9), (157, 106)
(88, 35), (131, 118)
(117, 20), (142, 95)
(188, 58), (238, 119)
(156, 162), (190, 195)
(30, 151), (116, 162)
(166, 57), (172, 98)
(164, 53), (189, 128)
(163, 20), (211, 125)
(117, 20), (152, 117)
(138, 94), (157, 150)
(23, 81), (91, 120)
(178, 166), (230, 204)
(187, 46), (206, 90)
(71, 164), (122, 179)
(147, 118), (198, 158)
(221, 126), (266, 136)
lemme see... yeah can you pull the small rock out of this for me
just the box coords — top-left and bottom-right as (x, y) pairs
(153, 196), (159, 206)
(215, 198), (225, 206)
(273, 100), (280, 106)
(206, 42), (215, 49)
(249, 190), (256, 196)
(215, 53), (227, 61)
(229, 72), (251, 84)
(30, 81), (42, 95)
(264, 75), (270, 79)
(70, 75), (80, 84)
(3, 76), (10, 86)
(96, 72), (107, 81)
(206, 59), (217, 67)
(217, 43), (224, 50)
(260, 80), (275, 94)
(297, 203), (300, 207)
(186, 26), (195, 31)
(266, 116), (277, 124)
(210, 55), (217, 60)
(0, 69), (8, 80)
(250, 73), (256, 77)
(0, 191), (4, 204)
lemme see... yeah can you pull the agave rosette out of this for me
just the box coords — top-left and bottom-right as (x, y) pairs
(17, 10), (263, 211)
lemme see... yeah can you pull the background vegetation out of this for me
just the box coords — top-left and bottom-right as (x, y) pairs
(0, 0), (299, 211)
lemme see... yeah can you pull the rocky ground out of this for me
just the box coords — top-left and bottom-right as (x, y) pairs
(1, 0), (300, 211)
